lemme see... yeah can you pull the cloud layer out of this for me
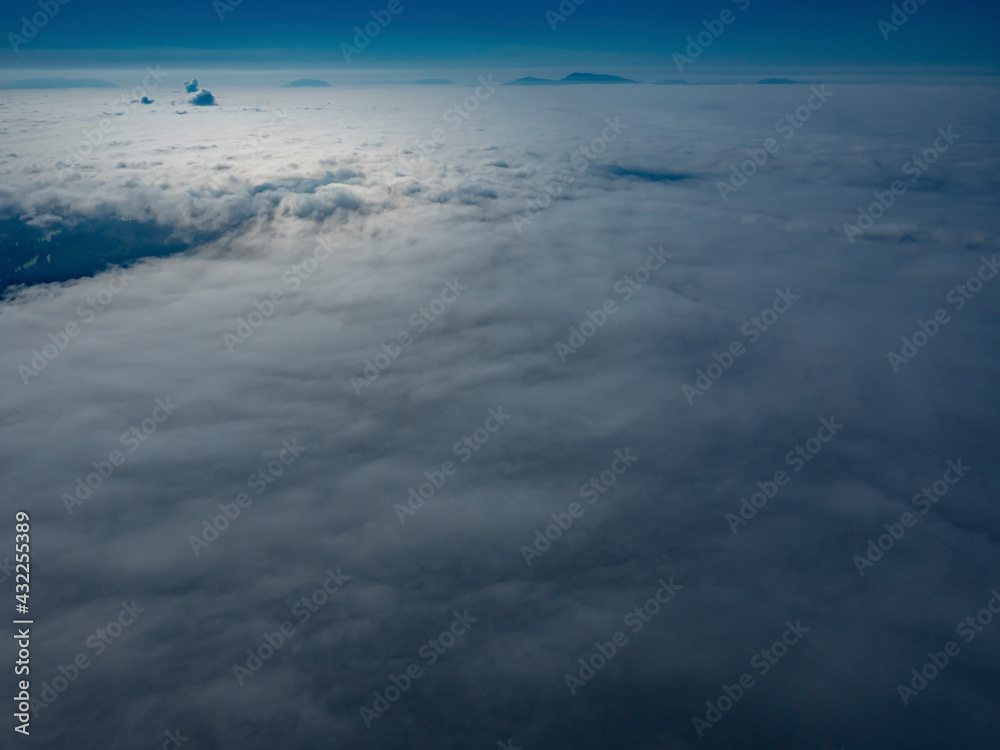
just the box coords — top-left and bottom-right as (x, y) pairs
(1, 79), (999, 750)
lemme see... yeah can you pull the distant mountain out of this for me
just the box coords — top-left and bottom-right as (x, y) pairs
(283, 79), (331, 87)
(0, 77), (118, 89)
(504, 77), (557, 86)
(405, 79), (453, 85)
(758, 78), (808, 85)
(560, 72), (636, 84)
(657, 79), (689, 85)
(504, 73), (637, 86)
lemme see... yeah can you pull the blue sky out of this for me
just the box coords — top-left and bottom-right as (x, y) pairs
(2, 0), (998, 68)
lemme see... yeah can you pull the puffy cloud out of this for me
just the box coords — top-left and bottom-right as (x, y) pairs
(188, 89), (217, 106)
(182, 78), (216, 106)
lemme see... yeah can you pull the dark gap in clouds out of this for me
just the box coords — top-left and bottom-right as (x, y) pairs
(0, 164), (373, 295)
(0, 163), (376, 296)
(605, 166), (695, 183)
(0, 217), (188, 296)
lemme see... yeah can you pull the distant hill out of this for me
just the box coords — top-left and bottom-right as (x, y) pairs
(405, 79), (453, 85)
(504, 77), (557, 86)
(657, 79), (689, 85)
(561, 72), (636, 84)
(505, 73), (636, 86)
(0, 77), (118, 89)
(758, 78), (808, 85)
(283, 79), (331, 87)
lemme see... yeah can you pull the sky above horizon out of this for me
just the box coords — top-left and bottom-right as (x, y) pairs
(2, 0), (998, 68)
